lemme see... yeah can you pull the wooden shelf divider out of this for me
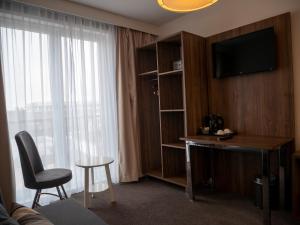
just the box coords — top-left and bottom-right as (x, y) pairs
(162, 143), (186, 149)
(160, 109), (184, 112)
(138, 70), (158, 77)
(158, 69), (182, 76)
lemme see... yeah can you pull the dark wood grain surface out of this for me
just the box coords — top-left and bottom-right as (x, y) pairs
(137, 43), (157, 74)
(137, 75), (162, 173)
(182, 32), (208, 137)
(136, 44), (161, 174)
(202, 13), (294, 198)
(181, 135), (293, 151)
(206, 13), (294, 137)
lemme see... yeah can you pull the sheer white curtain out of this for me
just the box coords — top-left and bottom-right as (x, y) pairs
(0, 0), (118, 204)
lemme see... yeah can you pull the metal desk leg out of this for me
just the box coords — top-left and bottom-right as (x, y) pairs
(210, 149), (215, 189)
(84, 168), (90, 208)
(262, 151), (271, 225)
(91, 167), (95, 198)
(186, 142), (195, 200)
(278, 146), (286, 209)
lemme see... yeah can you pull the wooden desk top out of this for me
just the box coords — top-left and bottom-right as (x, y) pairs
(181, 135), (293, 151)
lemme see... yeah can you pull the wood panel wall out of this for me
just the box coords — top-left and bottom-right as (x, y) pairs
(205, 13), (294, 197)
(137, 75), (161, 173)
(182, 32), (208, 136)
(207, 13), (294, 137)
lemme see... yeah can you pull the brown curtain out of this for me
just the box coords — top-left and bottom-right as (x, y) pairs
(0, 58), (15, 207)
(116, 27), (156, 182)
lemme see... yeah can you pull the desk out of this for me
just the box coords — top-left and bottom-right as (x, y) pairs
(181, 135), (293, 225)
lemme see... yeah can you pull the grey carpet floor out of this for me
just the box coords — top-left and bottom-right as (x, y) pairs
(72, 179), (300, 225)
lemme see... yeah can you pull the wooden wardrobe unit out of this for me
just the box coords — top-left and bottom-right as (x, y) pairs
(136, 32), (208, 187)
(136, 13), (294, 201)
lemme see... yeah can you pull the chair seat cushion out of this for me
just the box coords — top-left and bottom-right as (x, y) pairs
(35, 169), (72, 189)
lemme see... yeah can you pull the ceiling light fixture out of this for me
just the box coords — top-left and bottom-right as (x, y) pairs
(157, 0), (218, 13)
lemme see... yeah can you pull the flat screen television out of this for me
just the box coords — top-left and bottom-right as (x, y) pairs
(212, 27), (277, 79)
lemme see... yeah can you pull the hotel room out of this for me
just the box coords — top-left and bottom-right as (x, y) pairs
(0, 0), (300, 225)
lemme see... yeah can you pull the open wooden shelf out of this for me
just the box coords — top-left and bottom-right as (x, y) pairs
(147, 169), (162, 179)
(137, 32), (208, 190)
(147, 169), (186, 187)
(162, 145), (186, 187)
(159, 73), (183, 110)
(162, 142), (185, 149)
(158, 69), (182, 76)
(160, 112), (184, 144)
(163, 175), (187, 187)
(157, 38), (181, 73)
(137, 57), (160, 175)
(137, 43), (157, 75)
(138, 70), (158, 77)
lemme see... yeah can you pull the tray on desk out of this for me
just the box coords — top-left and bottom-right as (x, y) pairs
(197, 129), (237, 138)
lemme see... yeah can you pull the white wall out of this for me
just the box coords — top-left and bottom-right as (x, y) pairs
(158, 0), (300, 149)
(19, 0), (159, 35)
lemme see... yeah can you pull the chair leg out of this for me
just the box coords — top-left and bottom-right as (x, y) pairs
(32, 189), (41, 209)
(36, 189), (42, 204)
(60, 185), (68, 199)
(56, 186), (63, 200)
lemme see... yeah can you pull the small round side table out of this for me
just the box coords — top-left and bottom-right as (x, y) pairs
(76, 156), (115, 208)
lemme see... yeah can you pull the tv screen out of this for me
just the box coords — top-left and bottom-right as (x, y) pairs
(212, 27), (277, 79)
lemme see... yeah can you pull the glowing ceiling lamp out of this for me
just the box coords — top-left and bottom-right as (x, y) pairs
(157, 0), (218, 13)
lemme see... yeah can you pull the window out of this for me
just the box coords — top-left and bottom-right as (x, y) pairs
(0, 1), (118, 204)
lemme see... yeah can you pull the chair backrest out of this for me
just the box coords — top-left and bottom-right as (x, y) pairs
(15, 131), (44, 188)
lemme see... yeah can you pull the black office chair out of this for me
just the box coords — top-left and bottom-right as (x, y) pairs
(15, 131), (72, 208)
